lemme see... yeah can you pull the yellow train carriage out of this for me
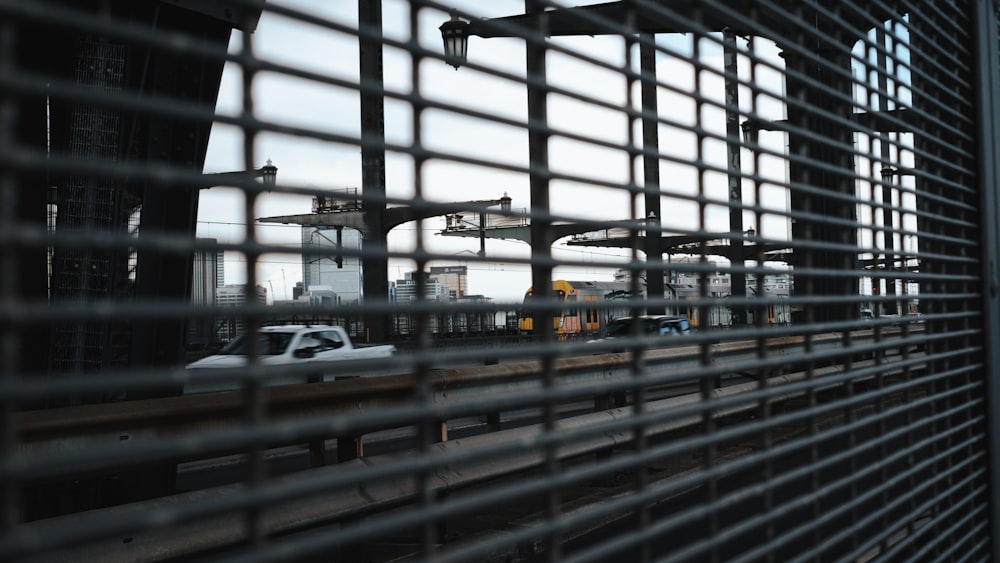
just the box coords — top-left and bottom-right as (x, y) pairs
(519, 279), (790, 336)
(519, 280), (633, 338)
(518, 280), (580, 337)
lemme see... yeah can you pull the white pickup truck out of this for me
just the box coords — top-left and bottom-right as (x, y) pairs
(185, 324), (397, 393)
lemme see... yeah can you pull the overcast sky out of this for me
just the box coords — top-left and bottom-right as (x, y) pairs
(198, 0), (794, 302)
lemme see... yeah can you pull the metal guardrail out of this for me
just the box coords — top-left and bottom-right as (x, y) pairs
(3, 0), (997, 561)
(16, 328), (926, 458)
(7, 332), (930, 562)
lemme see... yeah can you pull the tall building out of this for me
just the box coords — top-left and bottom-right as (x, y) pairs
(429, 265), (467, 299)
(301, 226), (363, 303)
(189, 239), (225, 345)
(216, 284), (267, 341)
(216, 284), (267, 306)
(394, 270), (447, 302)
(191, 238), (224, 306)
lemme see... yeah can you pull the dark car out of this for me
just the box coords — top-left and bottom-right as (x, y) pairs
(601, 315), (692, 339)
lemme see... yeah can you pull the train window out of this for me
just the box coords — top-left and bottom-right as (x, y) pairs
(585, 296), (598, 325)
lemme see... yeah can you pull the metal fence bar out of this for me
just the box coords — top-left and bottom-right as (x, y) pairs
(973, 1), (1000, 561)
(0, 0), (994, 560)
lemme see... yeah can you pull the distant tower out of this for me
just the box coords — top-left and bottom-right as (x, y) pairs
(190, 239), (224, 344)
(191, 238), (224, 306)
(394, 270), (447, 302)
(301, 226), (363, 303)
(216, 284), (267, 340)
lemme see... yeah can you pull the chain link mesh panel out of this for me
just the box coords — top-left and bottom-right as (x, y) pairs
(0, 0), (996, 561)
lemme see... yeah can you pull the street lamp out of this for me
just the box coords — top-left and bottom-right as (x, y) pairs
(500, 191), (512, 214)
(260, 159), (278, 186)
(439, 14), (470, 69)
(741, 119), (759, 146)
(879, 166), (897, 185)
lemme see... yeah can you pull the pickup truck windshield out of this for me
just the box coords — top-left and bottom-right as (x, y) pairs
(217, 332), (295, 355)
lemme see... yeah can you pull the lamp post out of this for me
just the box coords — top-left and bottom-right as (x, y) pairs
(440, 4), (553, 340)
(442, 194), (514, 258)
(480, 193), (513, 257)
(724, 29), (747, 327)
(187, 160), (278, 356)
(439, 11), (661, 324)
(199, 160), (277, 188)
(127, 158), (278, 407)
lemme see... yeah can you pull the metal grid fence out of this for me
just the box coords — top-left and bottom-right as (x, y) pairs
(1, 0), (997, 561)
